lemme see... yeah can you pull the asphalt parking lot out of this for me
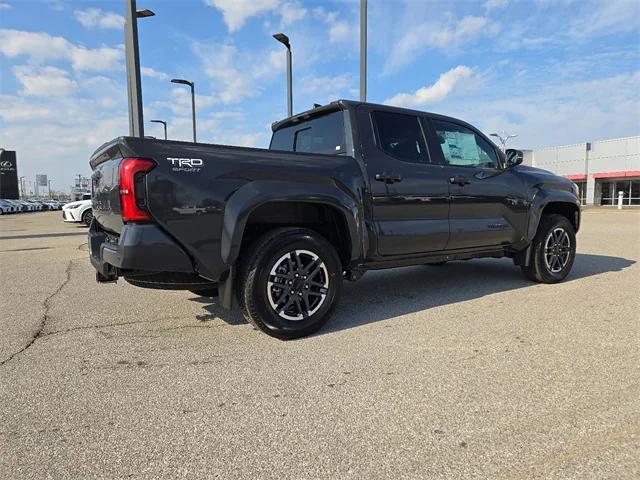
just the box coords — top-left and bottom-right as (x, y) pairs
(1, 210), (639, 479)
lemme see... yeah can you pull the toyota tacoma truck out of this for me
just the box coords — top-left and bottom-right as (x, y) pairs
(89, 100), (580, 339)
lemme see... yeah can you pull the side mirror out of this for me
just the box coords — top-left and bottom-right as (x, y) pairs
(505, 148), (523, 168)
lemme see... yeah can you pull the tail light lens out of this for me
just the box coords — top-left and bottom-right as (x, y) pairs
(119, 158), (155, 222)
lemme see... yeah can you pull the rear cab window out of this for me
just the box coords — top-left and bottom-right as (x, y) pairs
(270, 110), (346, 155)
(372, 110), (431, 164)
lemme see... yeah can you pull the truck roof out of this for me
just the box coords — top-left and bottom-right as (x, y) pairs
(270, 99), (469, 132)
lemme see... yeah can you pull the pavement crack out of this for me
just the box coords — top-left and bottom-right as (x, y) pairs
(41, 317), (167, 337)
(0, 260), (75, 367)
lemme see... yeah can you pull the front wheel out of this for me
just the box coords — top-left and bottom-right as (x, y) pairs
(521, 214), (576, 283)
(237, 228), (342, 340)
(81, 209), (93, 227)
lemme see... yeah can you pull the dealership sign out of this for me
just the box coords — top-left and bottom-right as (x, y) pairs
(0, 150), (19, 199)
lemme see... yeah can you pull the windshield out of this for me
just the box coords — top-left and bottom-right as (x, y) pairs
(270, 110), (345, 155)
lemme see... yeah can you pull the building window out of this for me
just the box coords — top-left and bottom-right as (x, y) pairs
(598, 179), (640, 206)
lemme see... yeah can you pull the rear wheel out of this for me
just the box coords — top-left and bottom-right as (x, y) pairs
(520, 214), (576, 283)
(237, 228), (342, 340)
(82, 209), (93, 227)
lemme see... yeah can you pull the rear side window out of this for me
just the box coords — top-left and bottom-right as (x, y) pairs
(432, 120), (499, 169)
(270, 110), (345, 154)
(372, 111), (430, 164)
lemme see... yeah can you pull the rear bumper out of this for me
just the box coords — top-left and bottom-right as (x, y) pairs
(89, 221), (196, 278)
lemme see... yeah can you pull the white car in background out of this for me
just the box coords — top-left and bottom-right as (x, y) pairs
(62, 199), (93, 226)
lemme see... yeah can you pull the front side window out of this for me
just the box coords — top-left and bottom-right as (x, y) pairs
(372, 111), (430, 164)
(433, 120), (499, 169)
(269, 110), (345, 154)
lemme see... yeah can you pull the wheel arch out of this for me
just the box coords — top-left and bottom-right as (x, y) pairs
(221, 180), (363, 269)
(527, 190), (580, 242)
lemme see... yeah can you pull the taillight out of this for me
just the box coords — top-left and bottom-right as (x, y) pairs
(119, 158), (155, 222)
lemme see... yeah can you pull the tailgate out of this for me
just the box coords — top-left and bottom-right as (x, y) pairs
(90, 140), (125, 234)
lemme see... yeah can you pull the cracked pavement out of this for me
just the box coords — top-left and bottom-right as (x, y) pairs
(1, 211), (639, 479)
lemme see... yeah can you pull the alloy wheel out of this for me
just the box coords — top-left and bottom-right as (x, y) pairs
(544, 227), (571, 273)
(266, 249), (329, 321)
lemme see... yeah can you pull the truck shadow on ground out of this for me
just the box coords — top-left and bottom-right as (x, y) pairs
(192, 253), (635, 334)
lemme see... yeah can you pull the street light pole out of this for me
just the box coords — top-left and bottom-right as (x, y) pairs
(360, 0), (367, 102)
(490, 131), (518, 152)
(171, 79), (196, 142)
(124, 1), (155, 138)
(151, 119), (167, 140)
(273, 33), (292, 117)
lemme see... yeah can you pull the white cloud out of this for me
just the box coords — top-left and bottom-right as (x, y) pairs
(384, 16), (498, 72)
(329, 22), (351, 44)
(204, 0), (279, 32)
(192, 41), (283, 104)
(150, 87), (216, 118)
(141, 67), (170, 81)
(0, 95), (56, 122)
(445, 71), (640, 149)
(301, 73), (356, 103)
(74, 8), (124, 29)
(313, 8), (357, 46)
(204, 0), (306, 32)
(0, 3), (11, 10)
(280, 1), (307, 26)
(484, 0), (509, 10)
(0, 29), (69, 61)
(70, 46), (122, 71)
(385, 66), (476, 107)
(569, 0), (639, 39)
(0, 29), (123, 72)
(12, 65), (77, 97)
(0, 91), (128, 191)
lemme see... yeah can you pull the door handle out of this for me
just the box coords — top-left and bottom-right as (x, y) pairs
(375, 172), (403, 184)
(449, 175), (471, 186)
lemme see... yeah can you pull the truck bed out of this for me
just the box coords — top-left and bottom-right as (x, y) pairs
(90, 136), (363, 282)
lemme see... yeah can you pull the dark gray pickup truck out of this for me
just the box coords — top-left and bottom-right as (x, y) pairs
(89, 100), (580, 339)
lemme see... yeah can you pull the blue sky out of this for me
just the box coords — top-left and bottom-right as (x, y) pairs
(1, 0), (639, 192)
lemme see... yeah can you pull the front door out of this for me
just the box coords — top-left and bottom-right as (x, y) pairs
(425, 118), (530, 250)
(357, 107), (450, 256)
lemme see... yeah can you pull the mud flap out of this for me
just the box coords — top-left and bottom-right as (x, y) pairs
(513, 245), (531, 267)
(218, 267), (235, 310)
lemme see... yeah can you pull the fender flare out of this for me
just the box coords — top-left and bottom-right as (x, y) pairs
(221, 180), (363, 266)
(526, 189), (581, 242)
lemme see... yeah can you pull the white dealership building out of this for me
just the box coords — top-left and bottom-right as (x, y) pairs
(523, 135), (640, 207)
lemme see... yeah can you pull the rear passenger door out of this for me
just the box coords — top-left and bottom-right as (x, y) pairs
(425, 118), (530, 250)
(357, 107), (450, 256)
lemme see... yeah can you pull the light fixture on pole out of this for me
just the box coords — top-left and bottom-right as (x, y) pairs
(124, 0), (155, 138)
(171, 79), (196, 142)
(150, 119), (167, 140)
(490, 131), (518, 151)
(273, 33), (292, 117)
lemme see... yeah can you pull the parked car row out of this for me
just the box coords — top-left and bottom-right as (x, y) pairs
(0, 198), (66, 214)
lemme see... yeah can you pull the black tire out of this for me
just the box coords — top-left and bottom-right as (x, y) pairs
(236, 227), (342, 340)
(82, 209), (93, 227)
(520, 214), (576, 283)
